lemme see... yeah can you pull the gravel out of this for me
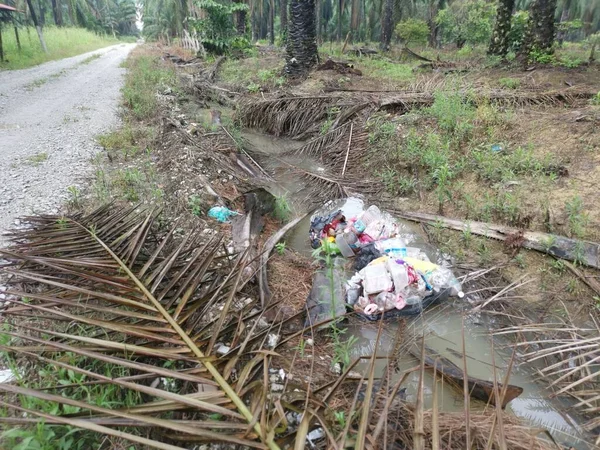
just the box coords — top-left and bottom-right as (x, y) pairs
(0, 43), (136, 245)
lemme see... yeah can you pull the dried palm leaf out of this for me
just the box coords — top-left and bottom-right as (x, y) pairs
(0, 206), (318, 449)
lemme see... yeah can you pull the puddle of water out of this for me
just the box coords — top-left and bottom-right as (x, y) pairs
(241, 130), (594, 449)
(347, 309), (591, 449)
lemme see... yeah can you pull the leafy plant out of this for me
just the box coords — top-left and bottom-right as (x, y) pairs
(274, 194), (292, 222)
(394, 19), (430, 46)
(275, 242), (286, 255)
(436, 0), (496, 48)
(565, 196), (589, 239)
(188, 0), (250, 55)
(189, 194), (203, 216)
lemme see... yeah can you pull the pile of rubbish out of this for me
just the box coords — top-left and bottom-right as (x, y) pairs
(309, 205), (464, 319)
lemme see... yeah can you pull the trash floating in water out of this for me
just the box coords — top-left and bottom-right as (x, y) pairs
(308, 203), (463, 320)
(208, 205), (239, 223)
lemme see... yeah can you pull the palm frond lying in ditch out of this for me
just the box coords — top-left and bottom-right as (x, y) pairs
(236, 95), (371, 139)
(283, 121), (370, 178)
(0, 206), (324, 449)
(495, 319), (600, 438)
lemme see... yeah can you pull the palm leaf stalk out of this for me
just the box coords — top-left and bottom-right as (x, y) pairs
(0, 206), (304, 449)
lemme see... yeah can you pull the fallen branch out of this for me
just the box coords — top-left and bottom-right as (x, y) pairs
(395, 211), (600, 269)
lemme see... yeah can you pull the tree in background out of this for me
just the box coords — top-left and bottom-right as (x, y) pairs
(488, 0), (515, 55)
(436, 0), (496, 48)
(380, 0), (393, 49)
(395, 18), (429, 47)
(520, 0), (558, 57)
(286, 0), (318, 75)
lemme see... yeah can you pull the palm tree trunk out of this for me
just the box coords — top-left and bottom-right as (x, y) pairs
(522, 0), (558, 56)
(37, 0), (45, 26)
(488, 0), (515, 55)
(234, 0), (247, 35)
(286, 0), (318, 76)
(315, 0), (321, 43)
(26, 0), (48, 53)
(269, 0), (275, 44)
(556, 0), (571, 46)
(66, 0), (75, 25)
(380, 0), (393, 50)
(350, 0), (359, 41)
(51, 0), (63, 26)
(336, 0), (344, 41)
(280, 0), (288, 39)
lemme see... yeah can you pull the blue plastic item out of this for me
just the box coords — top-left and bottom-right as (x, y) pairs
(208, 206), (239, 223)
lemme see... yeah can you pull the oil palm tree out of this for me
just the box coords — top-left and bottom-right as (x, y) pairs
(286, 0), (318, 75)
(489, 0), (516, 55)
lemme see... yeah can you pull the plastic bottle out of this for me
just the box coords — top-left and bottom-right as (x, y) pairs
(427, 268), (465, 298)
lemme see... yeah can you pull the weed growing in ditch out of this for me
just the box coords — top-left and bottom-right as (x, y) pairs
(274, 194), (292, 222)
(0, 331), (145, 448)
(189, 195), (203, 216)
(565, 196), (589, 239)
(320, 107), (342, 135)
(275, 242), (286, 255)
(427, 90), (475, 140)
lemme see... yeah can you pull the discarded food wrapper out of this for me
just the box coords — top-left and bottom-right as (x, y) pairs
(208, 206), (239, 223)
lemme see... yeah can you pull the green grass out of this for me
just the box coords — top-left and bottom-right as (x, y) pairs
(0, 27), (120, 70)
(24, 152), (48, 166)
(357, 57), (415, 82)
(121, 53), (177, 120)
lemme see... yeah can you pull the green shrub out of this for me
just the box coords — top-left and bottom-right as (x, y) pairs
(427, 90), (475, 139)
(507, 11), (529, 52)
(394, 19), (430, 46)
(436, 0), (496, 47)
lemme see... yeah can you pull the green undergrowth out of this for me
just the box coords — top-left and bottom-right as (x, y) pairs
(218, 56), (285, 92)
(121, 53), (178, 120)
(0, 27), (120, 70)
(370, 88), (570, 231)
(89, 48), (176, 208)
(0, 327), (145, 449)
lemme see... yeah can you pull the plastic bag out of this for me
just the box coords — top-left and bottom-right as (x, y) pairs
(208, 206), (239, 223)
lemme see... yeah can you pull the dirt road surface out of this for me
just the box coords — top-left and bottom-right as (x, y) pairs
(0, 43), (135, 245)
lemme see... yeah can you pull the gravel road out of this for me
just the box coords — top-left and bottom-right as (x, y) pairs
(0, 43), (135, 245)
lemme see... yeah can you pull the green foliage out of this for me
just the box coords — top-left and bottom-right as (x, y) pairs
(122, 55), (176, 120)
(427, 90), (475, 140)
(273, 195), (292, 222)
(275, 242), (286, 255)
(0, 27), (119, 70)
(565, 196), (589, 239)
(0, 344), (143, 449)
(357, 58), (414, 82)
(189, 195), (203, 216)
(498, 77), (521, 89)
(366, 116), (396, 144)
(189, 0), (250, 54)
(529, 48), (557, 64)
(506, 11), (529, 52)
(394, 19), (430, 45)
(592, 91), (600, 106)
(471, 145), (557, 183)
(436, 0), (496, 47)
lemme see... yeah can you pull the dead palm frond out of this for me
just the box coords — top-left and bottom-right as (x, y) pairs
(495, 317), (600, 435)
(236, 95), (371, 139)
(0, 206), (319, 449)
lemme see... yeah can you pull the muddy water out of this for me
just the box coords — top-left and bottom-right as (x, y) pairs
(242, 131), (593, 449)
